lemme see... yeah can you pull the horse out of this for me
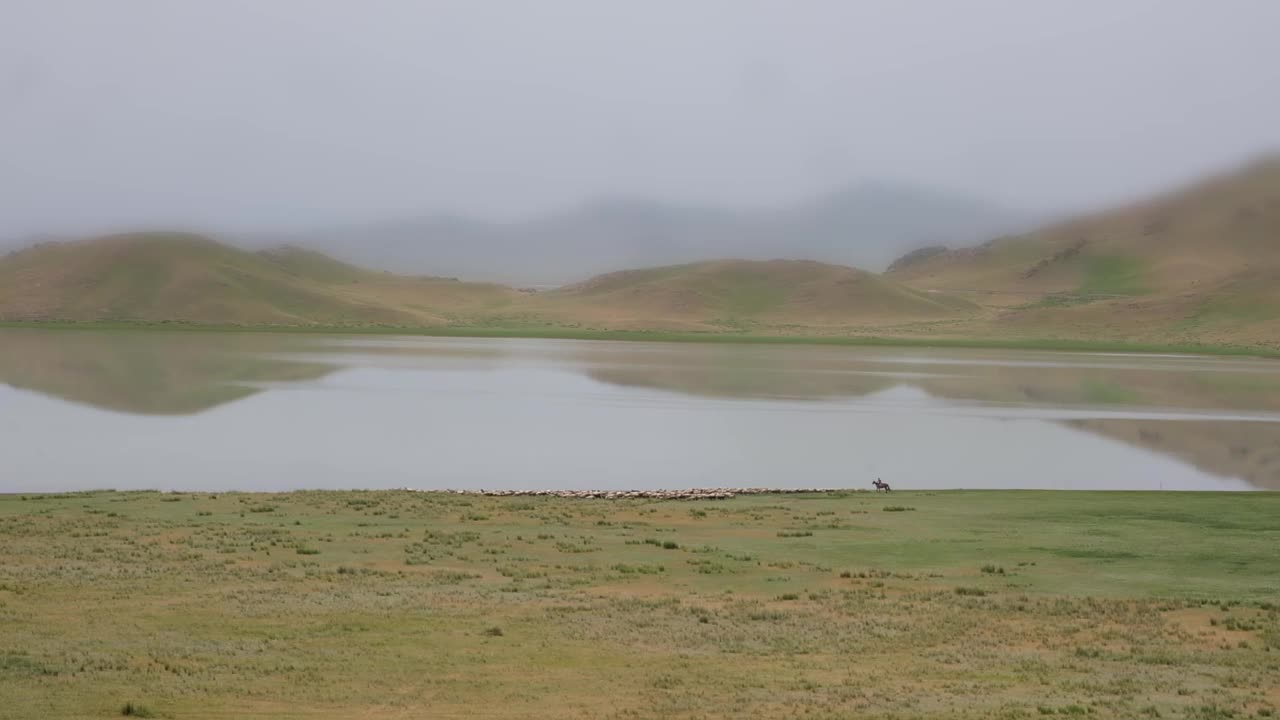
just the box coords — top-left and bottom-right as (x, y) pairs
(872, 478), (891, 492)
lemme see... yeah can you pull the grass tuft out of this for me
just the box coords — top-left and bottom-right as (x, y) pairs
(121, 702), (155, 718)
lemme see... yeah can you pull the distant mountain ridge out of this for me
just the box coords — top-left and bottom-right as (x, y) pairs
(243, 182), (1028, 285)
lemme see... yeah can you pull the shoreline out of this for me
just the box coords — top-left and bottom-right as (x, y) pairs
(2, 320), (1277, 358)
(5, 488), (1257, 500)
(441, 487), (849, 500)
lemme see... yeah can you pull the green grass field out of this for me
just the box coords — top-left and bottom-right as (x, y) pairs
(2, 490), (1278, 719)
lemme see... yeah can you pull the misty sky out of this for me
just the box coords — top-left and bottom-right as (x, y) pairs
(3, 0), (1280, 238)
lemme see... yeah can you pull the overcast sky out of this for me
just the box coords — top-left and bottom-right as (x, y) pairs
(3, 0), (1279, 237)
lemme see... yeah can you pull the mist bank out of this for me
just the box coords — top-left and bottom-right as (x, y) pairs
(237, 181), (1031, 285)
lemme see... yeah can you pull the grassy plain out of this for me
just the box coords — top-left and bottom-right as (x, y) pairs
(2, 490), (1279, 719)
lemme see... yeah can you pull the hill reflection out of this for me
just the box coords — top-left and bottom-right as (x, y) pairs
(3, 330), (1277, 489)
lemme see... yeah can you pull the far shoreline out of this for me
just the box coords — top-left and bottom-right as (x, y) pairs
(2, 319), (1278, 359)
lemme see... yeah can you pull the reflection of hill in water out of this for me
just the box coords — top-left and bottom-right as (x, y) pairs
(0, 330), (333, 415)
(1067, 419), (1280, 491)
(586, 353), (1280, 408)
(585, 358), (1280, 490)
(587, 366), (899, 400)
(5, 330), (1279, 490)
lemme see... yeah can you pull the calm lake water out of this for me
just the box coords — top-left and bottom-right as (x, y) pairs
(3, 329), (1280, 492)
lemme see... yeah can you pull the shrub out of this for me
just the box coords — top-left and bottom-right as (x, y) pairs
(482, 627), (504, 637)
(954, 586), (988, 597)
(611, 563), (664, 575)
(121, 703), (155, 718)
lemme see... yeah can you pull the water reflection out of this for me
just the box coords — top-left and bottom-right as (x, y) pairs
(2, 330), (1278, 490)
(569, 343), (1280, 489)
(1066, 419), (1280, 490)
(0, 329), (334, 414)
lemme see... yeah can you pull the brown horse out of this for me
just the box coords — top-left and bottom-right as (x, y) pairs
(873, 478), (891, 492)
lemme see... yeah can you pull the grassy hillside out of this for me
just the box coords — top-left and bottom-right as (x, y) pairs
(542, 259), (979, 331)
(887, 156), (1280, 345)
(3, 161), (1278, 350)
(0, 233), (521, 326)
(0, 239), (982, 333)
(258, 245), (374, 284)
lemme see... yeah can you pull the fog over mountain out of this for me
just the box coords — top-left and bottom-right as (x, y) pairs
(3, 1), (1280, 278)
(244, 182), (1028, 284)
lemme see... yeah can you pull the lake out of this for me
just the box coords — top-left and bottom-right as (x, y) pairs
(2, 328), (1279, 492)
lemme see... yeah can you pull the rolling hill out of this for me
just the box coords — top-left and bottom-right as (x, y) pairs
(886, 156), (1280, 345)
(4, 154), (1279, 349)
(539, 259), (980, 331)
(0, 233), (521, 326)
(0, 234), (982, 333)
